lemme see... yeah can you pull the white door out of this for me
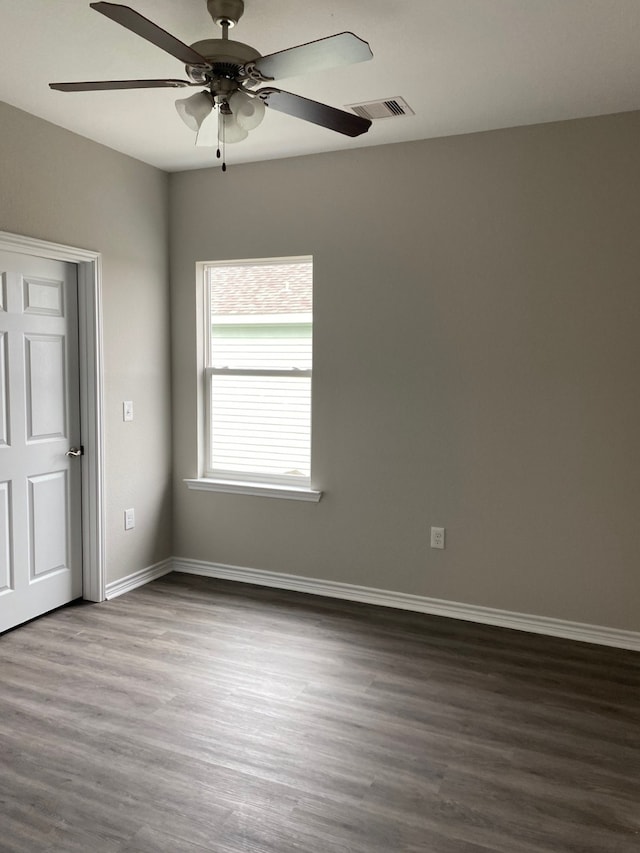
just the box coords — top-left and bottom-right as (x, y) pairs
(0, 250), (82, 633)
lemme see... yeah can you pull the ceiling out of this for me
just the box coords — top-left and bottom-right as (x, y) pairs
(1, 0), (639, 172)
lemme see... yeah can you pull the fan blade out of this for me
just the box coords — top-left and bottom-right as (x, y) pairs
(259, 88), (371, 137)
(90, 2), (210, 67)
(50, 79), (197, 91)
(251, 32), (372, 81)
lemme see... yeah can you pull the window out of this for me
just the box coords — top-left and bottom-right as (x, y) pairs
(193, 256), (320, 500)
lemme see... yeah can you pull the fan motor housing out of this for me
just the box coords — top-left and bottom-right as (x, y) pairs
(190, 38), (260, 67)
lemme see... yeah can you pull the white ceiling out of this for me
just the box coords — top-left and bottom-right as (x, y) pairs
(1, 0), (639, 172)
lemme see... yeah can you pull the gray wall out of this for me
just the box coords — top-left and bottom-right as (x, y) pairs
(170, 111), (640, 633)
(4, 97), (636, 631)
(0, 101), (172, 584)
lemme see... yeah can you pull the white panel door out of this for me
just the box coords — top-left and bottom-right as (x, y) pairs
(0, 250), (82, 632)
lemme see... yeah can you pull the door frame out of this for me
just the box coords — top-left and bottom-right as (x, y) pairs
(0, 230), (105, 602)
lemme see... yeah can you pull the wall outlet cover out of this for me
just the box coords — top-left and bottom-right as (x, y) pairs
(431, 526), (445, 549)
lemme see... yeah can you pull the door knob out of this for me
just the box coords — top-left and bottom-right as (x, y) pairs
(65, 447), (84, 457)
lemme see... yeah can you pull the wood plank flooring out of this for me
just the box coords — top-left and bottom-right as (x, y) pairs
(0, 572), (639, 853)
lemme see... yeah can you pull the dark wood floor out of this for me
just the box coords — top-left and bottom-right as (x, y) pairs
(0, 573), (639, 853)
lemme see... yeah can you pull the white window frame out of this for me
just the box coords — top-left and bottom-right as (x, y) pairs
(184, 256), (321, 502)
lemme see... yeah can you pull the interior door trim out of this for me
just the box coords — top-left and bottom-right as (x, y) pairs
(0, 231), (105, 602)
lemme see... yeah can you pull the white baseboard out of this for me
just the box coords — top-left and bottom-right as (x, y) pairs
(105, 558), (173, 600)
(172, 557), (640, 652)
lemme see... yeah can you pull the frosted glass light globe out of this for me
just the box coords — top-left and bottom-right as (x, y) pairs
(229, 90), (265, 131)
(221, 112), (249, 143)
(175, 91), (213, 132)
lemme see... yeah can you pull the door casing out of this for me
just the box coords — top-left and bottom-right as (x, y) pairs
(0, 231), (105, 602)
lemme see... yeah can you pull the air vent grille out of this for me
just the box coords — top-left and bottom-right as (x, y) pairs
(347, 97), (415, 121)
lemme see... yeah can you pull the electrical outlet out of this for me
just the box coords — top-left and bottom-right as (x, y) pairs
(124, 508), (135, 530)
(123, 401), (134, 422)
(430, 526), (445, 549)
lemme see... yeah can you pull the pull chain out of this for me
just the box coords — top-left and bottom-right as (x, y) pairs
(217, 104), (227, 172)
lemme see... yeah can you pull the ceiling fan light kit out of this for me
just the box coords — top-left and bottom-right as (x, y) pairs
(49, 0), (374, 170)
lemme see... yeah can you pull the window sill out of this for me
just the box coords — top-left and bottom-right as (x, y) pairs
(184, 478), (322, 502)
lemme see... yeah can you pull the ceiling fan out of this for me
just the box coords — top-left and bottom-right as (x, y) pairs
(50, 0), (373, 166)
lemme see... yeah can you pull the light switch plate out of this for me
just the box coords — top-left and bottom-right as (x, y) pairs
(123, 401), (133, 422)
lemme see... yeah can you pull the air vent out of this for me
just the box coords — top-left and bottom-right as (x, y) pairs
(347, 97), (415, 120)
